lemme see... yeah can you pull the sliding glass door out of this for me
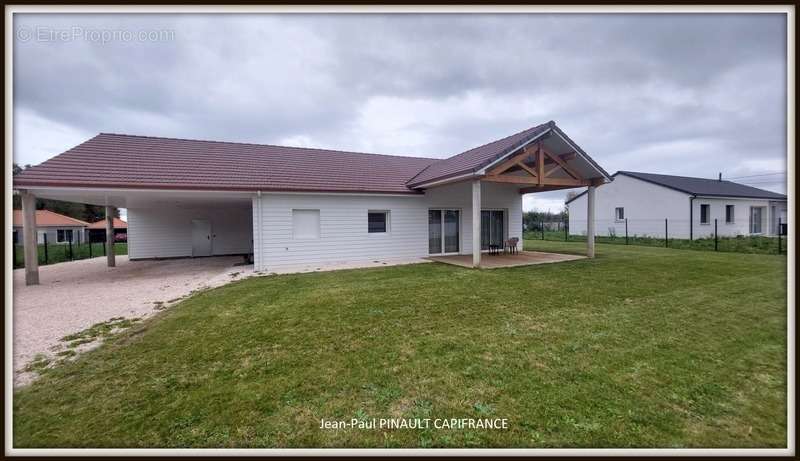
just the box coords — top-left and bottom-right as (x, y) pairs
(481, 210), (505, 250)
(750, 207), (764, 234)
(428, 209), (460, 254)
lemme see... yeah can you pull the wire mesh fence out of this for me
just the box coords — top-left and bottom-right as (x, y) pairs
(12, 237), (128, 269)
(524, 217), (787, 255)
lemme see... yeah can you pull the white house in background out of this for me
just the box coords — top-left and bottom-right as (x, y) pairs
(13, 121), (612, 283)
(12, 210), (88, 244)
(566, 171), (787, 239)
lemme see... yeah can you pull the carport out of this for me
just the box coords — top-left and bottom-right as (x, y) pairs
(15, 186), (254, 285)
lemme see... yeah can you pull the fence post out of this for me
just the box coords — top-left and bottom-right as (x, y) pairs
(714, 219), (718, 251)
(625, 218), (629, 245)
(564, 216), (568, 241)
(665, 218), (668, 247)
(102, 237), (106, 256)
(778, 217), (782, 254)
(43, 233), (48, 264)
(13, 243), (17, 268)
(541, 220), (545, 240)
(89, 237), (93, 258)
(69, 238), (73, 260)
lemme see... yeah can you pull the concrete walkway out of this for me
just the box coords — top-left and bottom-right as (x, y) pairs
(12, 255), (253, 386)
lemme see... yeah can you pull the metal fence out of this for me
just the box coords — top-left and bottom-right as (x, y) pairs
(525, 217), (787, 255)
(12, 234), (128, 269)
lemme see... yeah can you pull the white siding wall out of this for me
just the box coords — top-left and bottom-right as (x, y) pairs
(29, 226), (86, 244)
(127, 205), (252, 259)
(568, 174), (787, 238)
(252, 181), (522, 271)
(568, 174), (690, 238)
(691, 198), (785, 238)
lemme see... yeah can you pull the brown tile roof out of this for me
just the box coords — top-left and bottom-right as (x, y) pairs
(13, 133), (438, 195)
(12, 210), (90, 227)
(13, 121), (601, 193)
(87, 217), (128, 229)
(406, 122), (552, 186)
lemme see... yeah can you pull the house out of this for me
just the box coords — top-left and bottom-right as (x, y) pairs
(86, 217), (128, 243)
(566, 171), (787, 239)
(11, 209), (89, 245)
(13, 121), (612, 285)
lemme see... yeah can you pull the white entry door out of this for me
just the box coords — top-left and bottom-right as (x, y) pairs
(191, 219), (213, 257)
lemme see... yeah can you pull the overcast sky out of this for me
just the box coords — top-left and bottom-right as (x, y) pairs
(13, 13), (787, 212)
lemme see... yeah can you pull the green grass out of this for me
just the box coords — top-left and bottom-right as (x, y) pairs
(13, 243), (127, 268)
(524, 231), (785, 255)
(13, 243), (787, 448)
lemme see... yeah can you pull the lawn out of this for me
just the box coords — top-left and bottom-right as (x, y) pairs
(13, 242), (787, 448)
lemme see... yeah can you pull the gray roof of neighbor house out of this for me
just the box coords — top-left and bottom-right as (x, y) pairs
(13, 121), (609, 194)
(566, 171), (787, 204)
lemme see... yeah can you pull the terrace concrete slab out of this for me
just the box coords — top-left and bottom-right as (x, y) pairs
(428, 250), (585, 269)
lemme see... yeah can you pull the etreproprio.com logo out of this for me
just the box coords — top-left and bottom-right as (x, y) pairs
(16, 26), (175, 44)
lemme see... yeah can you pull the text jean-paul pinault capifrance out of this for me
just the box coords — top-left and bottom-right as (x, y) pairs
(320, 418), (509, 430)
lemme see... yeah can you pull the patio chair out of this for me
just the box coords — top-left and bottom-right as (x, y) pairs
(504, 237), (519, 255)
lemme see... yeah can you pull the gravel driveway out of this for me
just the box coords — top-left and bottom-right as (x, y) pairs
(12, 255), (253, 386)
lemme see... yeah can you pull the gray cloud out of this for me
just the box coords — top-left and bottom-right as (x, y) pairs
(13, 13), (788, 209)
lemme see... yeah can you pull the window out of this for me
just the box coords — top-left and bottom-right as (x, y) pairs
(725, 205), (735, 224)
(700, 204), (710, 225)
(56, 229), (73, 243)
(368, 211), (389, 233)
(615, 207), (625, 221)
(292, 209), (320, 239)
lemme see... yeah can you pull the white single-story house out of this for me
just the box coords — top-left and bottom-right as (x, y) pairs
(13, 121), (612, 285)
(566, 171), (787, 239)
(12, 210), (89, 245)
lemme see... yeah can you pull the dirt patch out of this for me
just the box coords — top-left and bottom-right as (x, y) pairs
(12, 255), (255, 387)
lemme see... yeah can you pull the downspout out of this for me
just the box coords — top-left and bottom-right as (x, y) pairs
(256, 190), (262, 271)
(689, 195), (696, 240)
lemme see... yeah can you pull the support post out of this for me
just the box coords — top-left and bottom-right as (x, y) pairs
(714, 219), (718, 251)
(471, 180), (481, 268)
(20, 191), (39, 285)
(665, 218), (668, 247)
(69, 237), (73, 260)
(106, 206), (116, 267)
(625, 218), (629, 245)
(564, 215), (568, 241)
(587, 185), (596, 258)
(778, 217), (782, 254)
(43, 233), (48, 264)
(541, 219), (545, 240)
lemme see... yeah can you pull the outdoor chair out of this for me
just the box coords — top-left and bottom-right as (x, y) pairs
(504, 237), (519, 255)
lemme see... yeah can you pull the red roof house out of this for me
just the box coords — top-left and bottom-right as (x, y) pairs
(13, 121), (610, 273)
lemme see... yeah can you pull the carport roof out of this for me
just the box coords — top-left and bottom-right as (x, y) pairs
(13, 121), (609, 194)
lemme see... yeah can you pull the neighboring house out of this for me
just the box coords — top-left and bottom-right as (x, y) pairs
(86, 217), (128, 243)
(13, 121), (611, 274)
(566, 171), (787, 239)
(12, 210), (89, 244)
